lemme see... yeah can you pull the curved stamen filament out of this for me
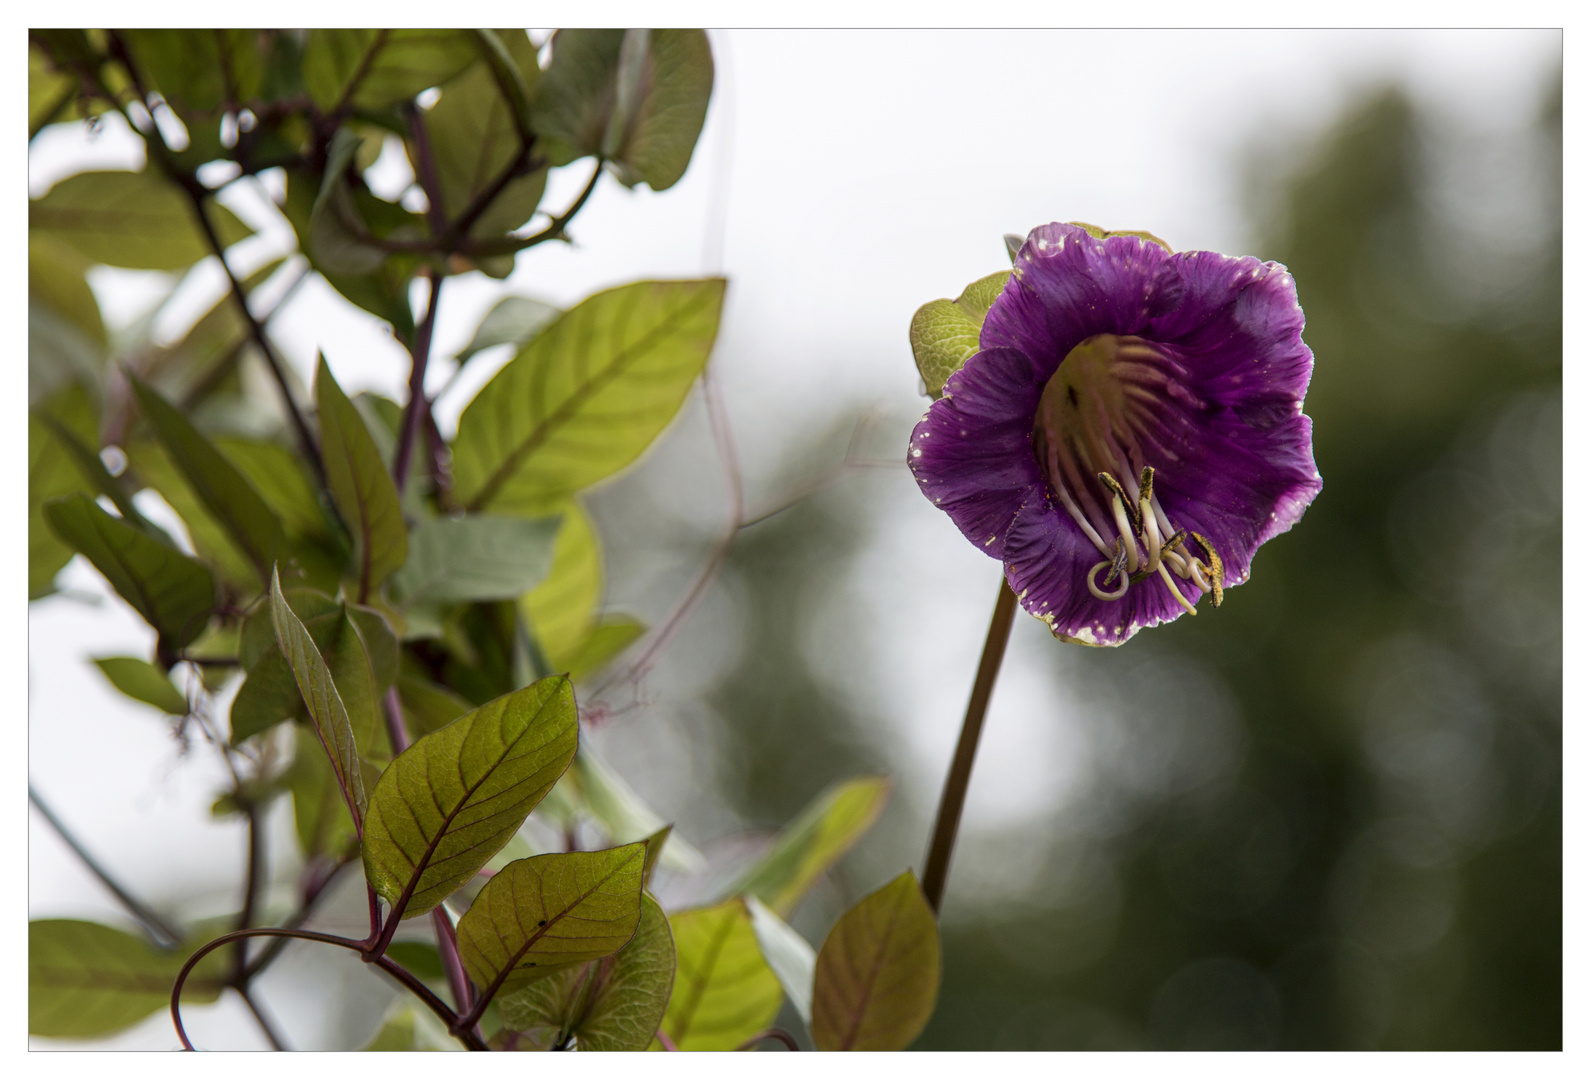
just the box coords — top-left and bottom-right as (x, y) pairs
(1158, 561), (1198, 615)
(1087, 540), (1131, 601)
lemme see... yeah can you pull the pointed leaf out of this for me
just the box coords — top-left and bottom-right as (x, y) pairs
(533, 30), (713, 191)
(45, 419), (169, 543)
(497, 892), (674, 1050)
(454, 278), (726, 514)
(271, 567), (367, 827)
(216, 437), (335, 543)
(729, 776), (893, 917)
(746, 895), (816, 1026)
(457, 843), (646, 998)
(30, 232), (105, 346)
(391, 514), (560, 605)
(303, 29), (478, 111)
(520, 500), (603, 668)
(564, 616), (645, 683)
(457, 296), (561, 365)
(361, 675), (578, 919)
(572, 744), (705, 874)
(424, 38), (546, 239)
(810, 871), (940, 1051)
(909, 270), (1011, 399)
(659, 897), (783, 1050)
(317, 356), (408, 600)
(397, 671), (472, 738)
(43, 494), (215, 648)
(283, 726), (359, 860)
(92, 656), (190, 715)
(28, 919), (226, 1039)
(29, 412), (89, 598)
(129, 374), (285, 583)
(125, 440), (257, 587)
(30, 169), (253, 270)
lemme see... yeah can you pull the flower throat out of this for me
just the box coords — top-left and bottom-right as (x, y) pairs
(1031, 333), (1225, 612)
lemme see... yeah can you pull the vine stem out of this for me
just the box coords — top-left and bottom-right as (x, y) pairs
(171, 927), (486, 1051)
(736, 1028), (801, 1051)
(920, 576), (1018, 915)
(393, 270), (443, 492)
(29, 783), (181, 947)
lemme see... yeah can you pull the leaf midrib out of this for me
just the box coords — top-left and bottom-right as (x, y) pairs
(466, 284), (716, 512)
(838, 887), (907, 1051)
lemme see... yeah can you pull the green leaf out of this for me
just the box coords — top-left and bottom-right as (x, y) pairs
(44, 420), (170, 544)
(659, 897), (783, 1050)
(454, 278), (726, 514)
(456, 843), (646, 999)
(28, 919), (225, 1039)
(361, 675), (578, 919)
(496, 892), (673, 1050)
(360, 1002), (455, 1050)
(92, 656), (189, 715)
(519, 500), (602, 669)
(271, 567), (367, 826)
(456, 296), (561, 366)
(283, 725), (358, 859)
(909, 270), (1011, 400)
(120, 30), (262, 117)
(308, 128), (391, 277)
(216, 438), (335, 543)
(123, 440), (254, 587)
(728, 776), (893, 918)
(386, 940), (446, 984)
(303, 29), (478, 111)
(30, 233), (105, 347)
(533, 30), (714, 191)
(564, 616), (645, 683)
(810, 871), (941, 1051)
(128, 375), (285, 584)
(571, 744), (705, 874)
(391, 514), (560, 605)
(316, 356), (408, 601)
(43, 494), (216, 648)
(30, 42), (77, 133)
(745, 895), (816, 1027)
(30, 170), (253, 270)
(396, 671), (472, 738)
(1064, 220), (1172, 251)
(29, 413), (90, 598)
(424, 37), (546, 240)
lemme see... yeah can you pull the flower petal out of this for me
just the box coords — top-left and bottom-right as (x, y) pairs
(909, 347), (1047, 558)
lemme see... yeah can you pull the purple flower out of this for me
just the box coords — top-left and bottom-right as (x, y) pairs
(909, 223), (1322, 646)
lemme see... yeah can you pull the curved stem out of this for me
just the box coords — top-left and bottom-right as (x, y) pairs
(920, 576), (1018, 915)
(736, 1028), (801, 1051)
(172, 926), (484, 1051)
(171, 928), (369, 1049)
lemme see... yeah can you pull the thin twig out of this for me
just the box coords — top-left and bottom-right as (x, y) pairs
(920, 576), (1018, 914)
(240, 854), (355, 980)
(232, 802), (266, 981)
(238, 985), (288, 1051)
(29, 784), (181, 947)
(393, 271), (443, 492)
(598, 366), (743, 696)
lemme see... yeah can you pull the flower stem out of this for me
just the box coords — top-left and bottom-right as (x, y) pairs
(920, 576), (1018, 915)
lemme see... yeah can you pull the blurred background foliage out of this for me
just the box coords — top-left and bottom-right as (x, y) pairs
(623, 77), (1561, 1050)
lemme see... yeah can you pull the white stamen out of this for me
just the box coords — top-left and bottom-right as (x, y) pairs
(1159, 561), (1199, 616)
(1162, 548), (1193, 578)
(1049, 448), (1112, 557)
(1087, 560), (1130, 600)
(1109, 494), (1140, 573)
(1189, 561), (1212, 594)
(1140, 498), (1162, 570)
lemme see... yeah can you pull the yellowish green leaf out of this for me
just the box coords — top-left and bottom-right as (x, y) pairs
(810, 871), (940, 1051)
(729, 776), (893, 917)
(30, 170), (253, 270)
(658, 897), (782, 1051)
(909, 270), (1010, 399)
(92, 656), (189, 715)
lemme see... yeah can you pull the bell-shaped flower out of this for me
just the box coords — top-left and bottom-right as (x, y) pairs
(910, 222), (1322, 646)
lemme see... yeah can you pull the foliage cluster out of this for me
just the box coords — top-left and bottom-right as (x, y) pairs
(28, 28), (937, 1051)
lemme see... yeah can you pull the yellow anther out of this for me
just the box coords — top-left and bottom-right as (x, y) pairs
(1097, 472), (1142, 537)
(1188, 532), (1224, 607)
